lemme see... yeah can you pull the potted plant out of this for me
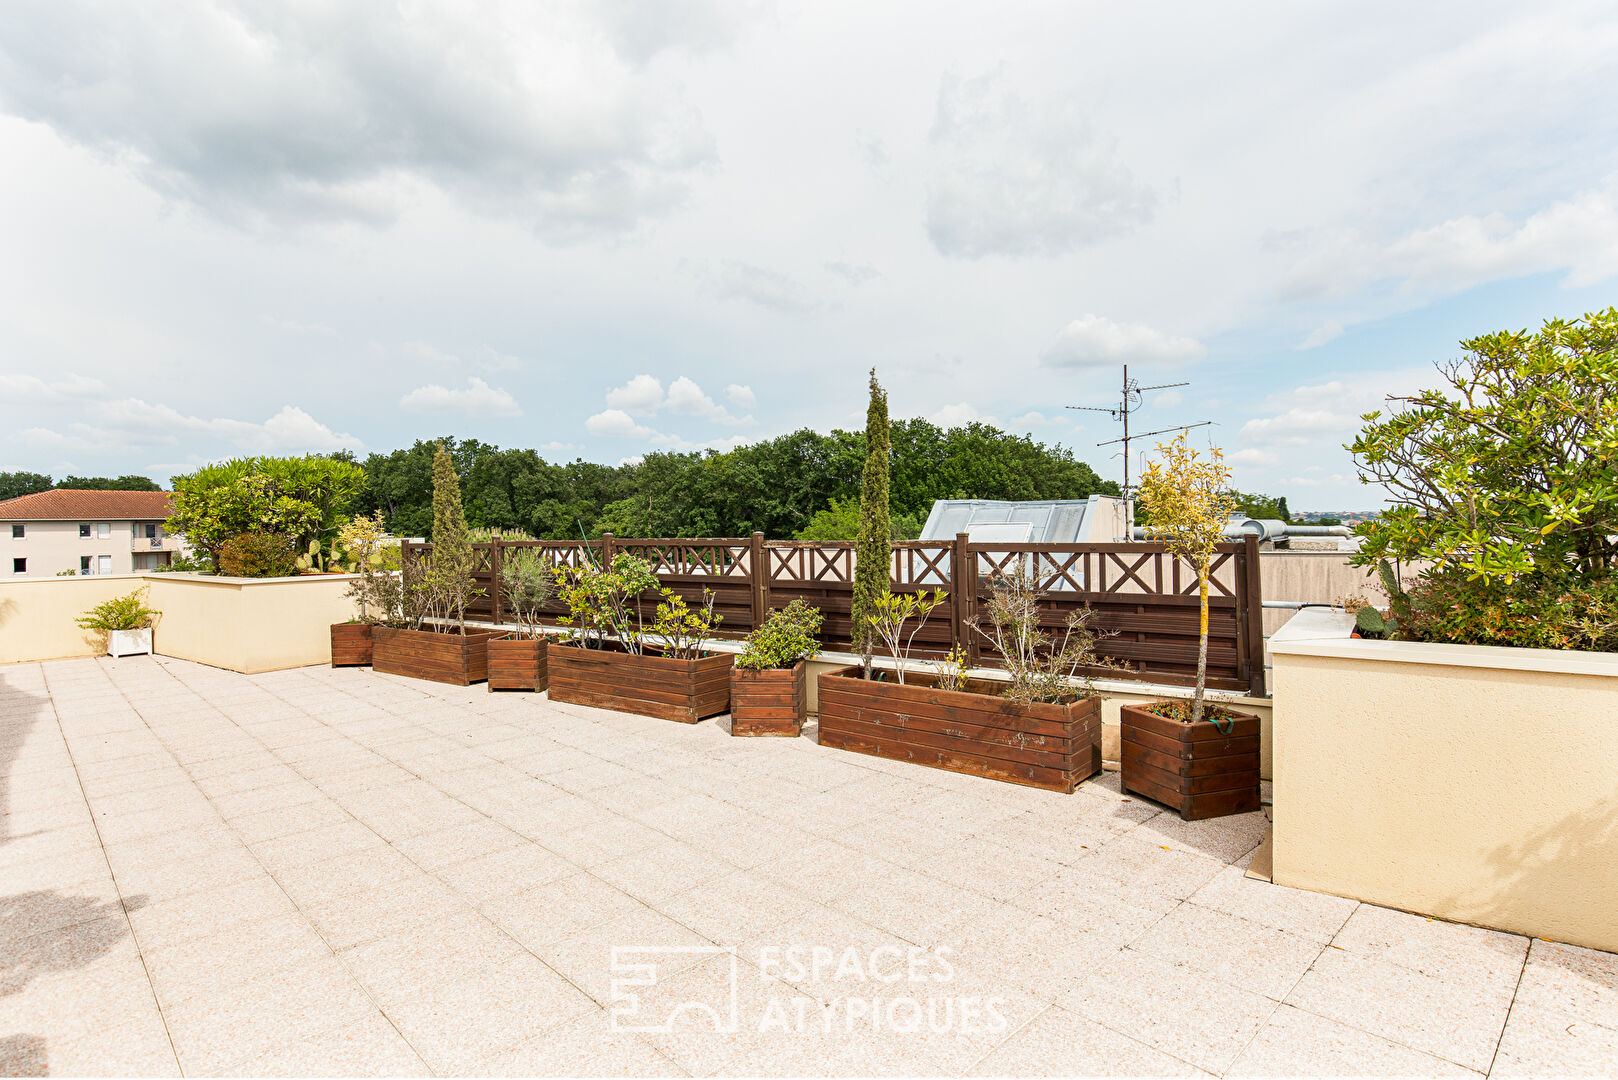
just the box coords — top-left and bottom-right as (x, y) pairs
(371, 445), (497, 685)
(546, 552), (732, 723)
(1124, 431), (1261, 820)
(730, 599), (823, 736)
(488, 546), (555, 691)
(77, 587), (161, 658)
(818, 563), (1110, 793)
(331, 512), (392, 666)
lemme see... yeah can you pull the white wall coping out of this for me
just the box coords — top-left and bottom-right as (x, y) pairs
(1270, 605), (1618, 678)
(151, 571), (363, 587)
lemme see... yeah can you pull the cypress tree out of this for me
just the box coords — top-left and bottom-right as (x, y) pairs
(431, 443), (474, 630)
(851, 370), (892, 677)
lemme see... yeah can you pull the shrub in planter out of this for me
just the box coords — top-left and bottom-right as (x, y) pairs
(1127, 431), (1260, 820)
(819, 567), (1108, 792)
(488, 547), (555, 691)
(216, 532), (300, 578)
(731, 599), (823, 736)
(547, 554), (731, 722)
(77, 587), (160, 658)
(369, 446), (493, 685)
(331, 512), (393, 667)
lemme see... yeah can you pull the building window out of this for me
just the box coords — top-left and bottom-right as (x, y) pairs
(80, 523), (91, 538)
(81, 556), (92, 574)
(10, 524), (22, 539)
(97, 523), (111, 539)
(97, 555), (111, 575)
(144, 523), (158, 538)
(12, 558), (24, 574)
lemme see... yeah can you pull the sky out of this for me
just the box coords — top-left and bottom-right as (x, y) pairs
(2, 1), (1616, 510)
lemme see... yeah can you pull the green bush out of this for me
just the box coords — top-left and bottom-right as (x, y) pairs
(216, 533), (300, 578)
(77, 588), (160, 632)
(167, 455), (366, 570)
(736, 599), (823, 670)
(1399, 570), (1618, 652)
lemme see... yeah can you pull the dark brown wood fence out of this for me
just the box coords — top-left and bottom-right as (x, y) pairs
(401, 532), (1266, 695)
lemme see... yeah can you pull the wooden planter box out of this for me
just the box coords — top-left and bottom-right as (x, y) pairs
(816, 667), (1103, 793)
(1119, 702), (1261, 820)
(488, 635), (548, 692)
(330, 622), (373, 667)
(371, 626), (498, 686)
(547, 641), (732, 723)
(730, 661), (807, 736)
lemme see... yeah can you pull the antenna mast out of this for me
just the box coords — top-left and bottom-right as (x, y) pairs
(1066, 364), (1210, 496)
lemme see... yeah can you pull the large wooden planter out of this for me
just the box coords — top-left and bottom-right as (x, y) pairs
(330, 622), (373, 667)
(1119, 702), (1261, 820)
(730, 661), (807, 736)
(547, 641), (732, 723)
(488, 635), (548, 692)
(371, 626), (498, 686)
(816, 667), (1103, 793)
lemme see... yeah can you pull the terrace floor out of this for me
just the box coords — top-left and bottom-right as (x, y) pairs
(2, 658), (1614, 1078)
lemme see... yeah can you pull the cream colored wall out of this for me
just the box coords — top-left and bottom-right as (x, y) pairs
(0, 573), (150, 662)
(0, 573), (361, 672)
(1271, 608), (1618, 954)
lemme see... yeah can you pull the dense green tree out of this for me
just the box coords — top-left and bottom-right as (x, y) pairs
(1229, 492), (1291, 522)
(851, 371), (892, 675)
(166, 456), (366, 569)
(0, 471), (53, 501)
(794, 497), (924, 541)
(56, 475), (162, 491)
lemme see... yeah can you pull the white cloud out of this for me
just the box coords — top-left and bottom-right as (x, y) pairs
(825, 261), (880, 285)
(398, 377), (520, 417)
(538, 441), (579, 454)
(0, 372), (108, 402)
(1283, 176), (1618, 301)
(665, 376), (751, 425)
(586, 408), (655, 439)
(926, 68), (1156, 258)
(1297, 320), (1345, 350)
(1009, 410), (1065, 427)
(1043, 314), (1206, 369)
(725, 384), (756, 409)
(80, 400), (362, 453)
(0, 1), (718, 237)
(711, 261), (816, 313)
(1229, 448), (1278, 466)
(617, 455), (645, 467)
(605, 374), (665, 415)
(1151, 389), (1184, 409)
(930, 403), (997, 427)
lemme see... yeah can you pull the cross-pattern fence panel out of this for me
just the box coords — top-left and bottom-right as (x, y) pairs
(399, 531), (1266, 694)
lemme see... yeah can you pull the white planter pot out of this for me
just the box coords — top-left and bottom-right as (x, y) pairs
(108, 628), (153, 658)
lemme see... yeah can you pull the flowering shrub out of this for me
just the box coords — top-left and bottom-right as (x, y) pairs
(1399, 571), (1618, 652)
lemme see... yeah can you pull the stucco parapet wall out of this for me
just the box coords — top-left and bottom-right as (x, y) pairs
(152, 572), (365, 587)
(1270, 605), (1618, 677)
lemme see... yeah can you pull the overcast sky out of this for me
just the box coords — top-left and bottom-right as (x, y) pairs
(3, 1), (1616, 509)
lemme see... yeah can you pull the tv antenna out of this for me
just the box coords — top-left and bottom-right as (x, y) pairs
(1066, 364), (1210, 496)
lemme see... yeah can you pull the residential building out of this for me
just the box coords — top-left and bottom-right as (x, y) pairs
(0, 489), (183, 577)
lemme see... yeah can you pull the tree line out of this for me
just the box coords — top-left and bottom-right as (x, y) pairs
(0, 472), (161, 500)
(341, 419), (1120, 540)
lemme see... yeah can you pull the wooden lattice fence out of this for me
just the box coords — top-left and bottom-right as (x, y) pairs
(400, 532), (1266, 695)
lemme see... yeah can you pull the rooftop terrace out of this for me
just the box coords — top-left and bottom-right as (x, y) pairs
(2, 656), (1613, 1077)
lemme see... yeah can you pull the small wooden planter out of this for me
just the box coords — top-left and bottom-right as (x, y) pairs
(547, 642), (732, 723)
(816, 667), (1103, 793)
(1119, 702), (1261, 820)
(371, 626), (498, 686)
(730, 661), (807, 736)
(488, 634), (548, 692)
(330, 622), (373, 667)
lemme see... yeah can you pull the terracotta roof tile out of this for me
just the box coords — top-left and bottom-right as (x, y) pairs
(0, 489), (174, 521)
